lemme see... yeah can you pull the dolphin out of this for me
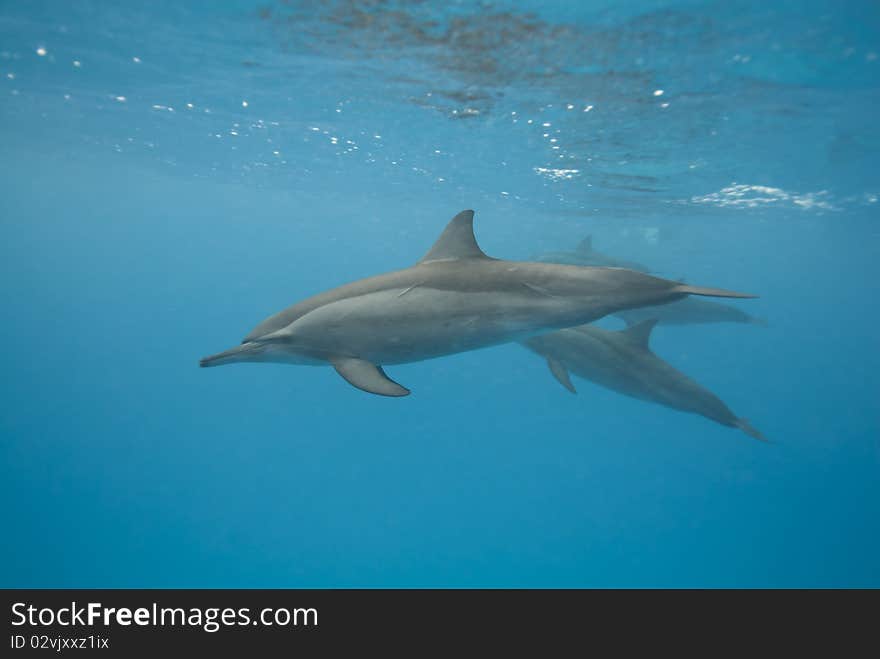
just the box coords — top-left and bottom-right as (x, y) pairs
(200, 210), (756, 397)
(537, 237), (767, 327)
(521, 320), (765, 440)
(534, 236), (651, 271)
(614, 297), (768, 328)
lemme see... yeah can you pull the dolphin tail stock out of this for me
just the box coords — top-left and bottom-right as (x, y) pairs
(674, 283), (757, 299)
(735, 418), (768, 442)
(748, 316), (770, 327)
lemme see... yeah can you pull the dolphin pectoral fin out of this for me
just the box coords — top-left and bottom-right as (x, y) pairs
(331, 358), (411, 397)
(546, 358), (577, 394)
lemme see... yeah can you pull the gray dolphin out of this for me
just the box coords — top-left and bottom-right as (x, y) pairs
(615, 297), (768, 328)
(534, 236), (651, 271)
(200, 210), (756, 397)
(537, 237), (766, 327)
(521, 321), (765, 441)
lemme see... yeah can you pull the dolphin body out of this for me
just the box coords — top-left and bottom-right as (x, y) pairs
(521, 321), (765, 440)
(534, 236), (651, 271)
(537, 236), (766, 328)
(200, 210), (756, 397)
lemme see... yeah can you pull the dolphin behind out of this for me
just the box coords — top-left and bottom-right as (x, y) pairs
(522, 320), (766, 441)
(201, 210), (757, 396)
(537, 236), (767, 328)
(534, 235), (651, 271)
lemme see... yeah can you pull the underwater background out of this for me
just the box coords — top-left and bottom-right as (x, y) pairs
(1, 0), (877, 587)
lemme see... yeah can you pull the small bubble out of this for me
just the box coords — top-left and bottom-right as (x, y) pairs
(6, 72), (14, 80)
(242, 100), (248, 108)
(72, 60), (81, 68)
(114, 95), (127, 102)
(36, 47), (47, 57)
(186, 102), (193, 109)
(132, 56), (141, 63)
(653, 89), (664, 96)
(583, 105), (593, 112)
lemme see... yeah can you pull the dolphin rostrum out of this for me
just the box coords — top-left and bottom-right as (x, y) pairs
(200, 210), (756, 396)
(521, 320), (765, 440)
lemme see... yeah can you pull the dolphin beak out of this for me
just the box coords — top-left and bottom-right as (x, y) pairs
(199, 342), (262, 367)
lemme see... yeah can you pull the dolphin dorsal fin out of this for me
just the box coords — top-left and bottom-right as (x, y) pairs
(621, 318), (658, 348)
(418, 210), (490, 264)
(576, 235), (593, 254)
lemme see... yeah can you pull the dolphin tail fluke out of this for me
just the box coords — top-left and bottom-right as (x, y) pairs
(674, 284), (757, 299)
(736, 418), (767, 442)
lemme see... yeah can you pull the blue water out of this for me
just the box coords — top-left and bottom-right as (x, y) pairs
(1, 0), (878, 588)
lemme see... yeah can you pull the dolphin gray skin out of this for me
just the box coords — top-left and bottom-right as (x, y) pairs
(200, 210), (756, 397)
(521, 321), (765, 441)
(534, 236), (651, 271)
(615, 297), (768, 328)
(538, 236), (767, 327)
